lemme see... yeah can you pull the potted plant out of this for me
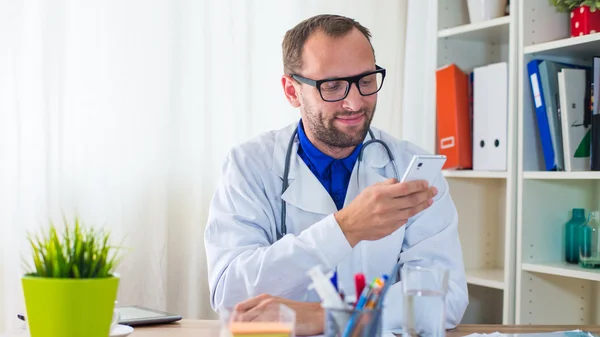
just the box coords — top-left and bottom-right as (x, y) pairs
(21, 217), (124, 337)
(548, 0), (600, 36)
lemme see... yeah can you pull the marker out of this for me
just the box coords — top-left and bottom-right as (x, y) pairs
(330, 271), (338, 291)
(354, 273), (366, 307)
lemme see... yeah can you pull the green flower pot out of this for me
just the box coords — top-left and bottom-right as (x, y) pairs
(22, 275), (119, 337)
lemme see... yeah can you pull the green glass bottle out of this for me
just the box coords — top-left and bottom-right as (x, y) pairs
(579, 210), (600, 269)
(565, 208), (586, 264)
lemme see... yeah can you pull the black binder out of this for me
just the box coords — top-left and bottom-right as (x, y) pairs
(591, 57), (600, 170)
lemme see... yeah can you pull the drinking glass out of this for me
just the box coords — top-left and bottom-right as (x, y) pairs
(401, 264), (449, 337)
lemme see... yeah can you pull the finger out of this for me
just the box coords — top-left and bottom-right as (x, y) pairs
(392, 188), (430, 210)
(234, 294), (271, 313)
(387, 180), (428, 198)
(397, 198), (433, 220)
(237, 299), (276, 322)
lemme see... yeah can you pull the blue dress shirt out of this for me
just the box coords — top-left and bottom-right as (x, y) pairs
(297, 120), (363, 210)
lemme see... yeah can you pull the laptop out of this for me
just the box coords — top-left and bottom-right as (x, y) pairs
(115, 305), (182, 327)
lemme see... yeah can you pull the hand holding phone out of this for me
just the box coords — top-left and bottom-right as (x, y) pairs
(335, 154), (445, 247)
(400, 154), (447, 186)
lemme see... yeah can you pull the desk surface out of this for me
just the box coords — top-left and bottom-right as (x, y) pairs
(131, 320), (600, 337)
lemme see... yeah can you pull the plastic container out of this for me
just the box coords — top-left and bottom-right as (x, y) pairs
(219, 303), (295, 337)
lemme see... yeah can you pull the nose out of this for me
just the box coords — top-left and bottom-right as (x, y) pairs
(341, 83), (363, 111)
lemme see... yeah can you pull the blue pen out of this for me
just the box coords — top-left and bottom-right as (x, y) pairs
(342, 285), (372, 337)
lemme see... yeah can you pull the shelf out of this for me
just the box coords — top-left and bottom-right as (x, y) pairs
(522, 262), (600, 282)
(438, 16), (510, 43)
(523, 32), (600, 58)
(466, 268), (505, 290)
(443, 170), (507, 179)
(523, 171), (600, 180)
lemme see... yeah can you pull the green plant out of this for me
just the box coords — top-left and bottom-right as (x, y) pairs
(24, 217), (124, 278)
(548, 0), (600, 12)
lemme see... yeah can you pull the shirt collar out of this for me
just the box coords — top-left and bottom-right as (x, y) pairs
(297, 119), (363, 176)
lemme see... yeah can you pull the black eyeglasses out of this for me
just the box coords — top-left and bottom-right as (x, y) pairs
(291, 65), (386, 102)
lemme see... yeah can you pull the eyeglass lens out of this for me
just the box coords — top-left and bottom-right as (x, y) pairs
(319, 72), (383, 101)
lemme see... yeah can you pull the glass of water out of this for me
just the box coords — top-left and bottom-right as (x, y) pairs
(401, 264), (449, 337)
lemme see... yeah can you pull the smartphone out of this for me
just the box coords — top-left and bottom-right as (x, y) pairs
(400, 154), (447, 186)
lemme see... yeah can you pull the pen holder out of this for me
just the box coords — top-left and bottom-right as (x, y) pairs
(323, 306), (382, 337)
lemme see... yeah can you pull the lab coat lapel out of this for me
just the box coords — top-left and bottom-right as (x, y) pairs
(281, 160), (338, 215)
(272, 124), (337, 215)
(344, 140), (391, 207)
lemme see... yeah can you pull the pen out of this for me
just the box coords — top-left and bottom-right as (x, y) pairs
(330, 270), (338, 291)
(342, 286), (370, 337)
(354, 273), (366, 307)
(17, 313), (26, 321)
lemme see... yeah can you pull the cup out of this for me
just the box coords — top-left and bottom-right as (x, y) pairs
(401, 264), (449, 337)
(323, 306), (382, 337)
(219, 303), (295, 337)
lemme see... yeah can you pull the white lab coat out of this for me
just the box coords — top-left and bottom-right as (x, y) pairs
(204, 123), (468, 331)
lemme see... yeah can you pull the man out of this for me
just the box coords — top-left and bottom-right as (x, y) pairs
(204, 14), (468, 335)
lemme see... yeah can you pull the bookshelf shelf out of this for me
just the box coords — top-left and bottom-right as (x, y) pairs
(434, 0), (517, 325)
(466, 268), (505, 289)
(522, 262), (600, 282)
(523, 171), (600, 180)
(524, 32), (600, 58)
(443, 170), (507, 179)
(438, 15), (510, 43)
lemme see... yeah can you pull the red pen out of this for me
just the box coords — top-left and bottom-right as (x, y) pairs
(354, 273), (366, 306)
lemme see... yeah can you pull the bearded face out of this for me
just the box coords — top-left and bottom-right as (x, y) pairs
(300, 94), (376, 148)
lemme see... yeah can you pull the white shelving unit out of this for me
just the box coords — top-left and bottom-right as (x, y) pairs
(435, 0), (518, 325)
(516, 0), (600, 325)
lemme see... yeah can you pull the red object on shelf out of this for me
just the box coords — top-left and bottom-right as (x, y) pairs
(571, 5), (600, 37)
(435, 64), (472, 170)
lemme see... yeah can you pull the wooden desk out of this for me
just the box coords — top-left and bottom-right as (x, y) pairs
(131, 320), (600, 337)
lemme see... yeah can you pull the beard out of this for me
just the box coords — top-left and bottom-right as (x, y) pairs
(301, 101), (376, 149)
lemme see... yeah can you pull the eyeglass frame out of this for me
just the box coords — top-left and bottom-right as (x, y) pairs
(290, 65), (386, 102)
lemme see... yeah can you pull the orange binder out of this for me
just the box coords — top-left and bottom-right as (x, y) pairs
(435, 64), (472, 170)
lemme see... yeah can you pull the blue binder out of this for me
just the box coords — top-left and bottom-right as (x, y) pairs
(527, 59), (556, 171)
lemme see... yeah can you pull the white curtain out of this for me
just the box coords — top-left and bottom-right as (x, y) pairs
(402, 0), (438, 154)
(0, 0), (407, 333)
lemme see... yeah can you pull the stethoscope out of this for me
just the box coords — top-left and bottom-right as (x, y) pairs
(277, 126), (400, 240)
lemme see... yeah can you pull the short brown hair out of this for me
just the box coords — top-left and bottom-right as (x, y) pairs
(281, 14), (374, 75)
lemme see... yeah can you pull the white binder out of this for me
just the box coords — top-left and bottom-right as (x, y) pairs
(558, 68), (590, 171)
(472, 62), (508, 171)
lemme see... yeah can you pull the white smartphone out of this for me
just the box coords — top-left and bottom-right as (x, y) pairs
(400, 154), (447, 186)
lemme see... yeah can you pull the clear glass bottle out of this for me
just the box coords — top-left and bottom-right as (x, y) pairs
(579, 210), (600, 269)
(565, 208), (586, 264)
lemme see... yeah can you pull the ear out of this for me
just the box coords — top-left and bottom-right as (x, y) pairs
(281, 75), (301, 108)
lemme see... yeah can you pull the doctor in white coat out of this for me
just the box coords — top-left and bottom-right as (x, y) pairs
(205, 14), (468, 335)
